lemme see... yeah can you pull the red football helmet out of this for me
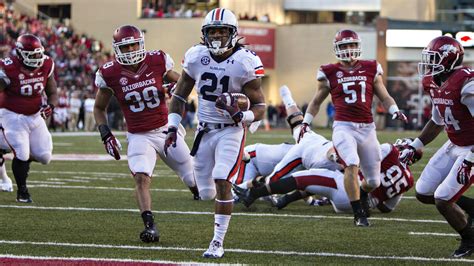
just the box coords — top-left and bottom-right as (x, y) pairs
(15, 34), (46, 68)
(394, 138), (423, 165)
(112, 25), (146, 65)
(418, 36), (464, 77)
(333, 29), (361, 61)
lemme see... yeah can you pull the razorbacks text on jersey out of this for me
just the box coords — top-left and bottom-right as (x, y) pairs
(182, 44), (264, 124)
(0, 56), (54, 115)
(423, 67), (474, 146)
(95, 50), (174, 133)
(369, 143), (414, 202)
(317, 60), (383, 123)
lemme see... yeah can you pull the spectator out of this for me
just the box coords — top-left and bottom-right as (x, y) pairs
(68, 90), (82, 131)
(83, 92), (96, 131)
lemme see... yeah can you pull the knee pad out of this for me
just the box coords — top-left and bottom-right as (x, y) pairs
(199, 188), (216, 200)
(35, 152), (52, 165)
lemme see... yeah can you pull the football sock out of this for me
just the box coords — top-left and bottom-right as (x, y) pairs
(456, 196), (474, 217)
(212, 214), (231, 244)
(281, 190), (306, 205)
(350, 200), (362, 214)
(189, 185), (199, 197)
(458, 223), (474, 240)
(141, 211), (155, 228)
(279, 85), (296, 108)
(12, 158), (30, 191)
(268, 177), (297, 194)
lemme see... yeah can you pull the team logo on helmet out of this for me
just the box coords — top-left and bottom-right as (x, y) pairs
(18, 73), (25, 80)
(439, 44), (457, 54)
(336, 71), (344, 78)
(119, 77), (128, 86)
(201, 56), (210, 65)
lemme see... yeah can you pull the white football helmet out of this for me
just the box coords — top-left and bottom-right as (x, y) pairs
(201, 8), (238, 55)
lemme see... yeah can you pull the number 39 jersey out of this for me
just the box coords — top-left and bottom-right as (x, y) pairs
(95, 51), (173, 133)
(317, 60), (382, 123)
(182, 45), (264, 124)
(0, 56), (54, 115)
(423, 67), (474, 146)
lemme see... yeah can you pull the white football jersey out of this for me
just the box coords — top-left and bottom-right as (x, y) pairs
(182, 45), (264, 124)
(245, 143), (294, 177)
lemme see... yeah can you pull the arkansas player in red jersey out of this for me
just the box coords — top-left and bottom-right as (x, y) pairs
(0, 34), (58, 203)
(400, 36), (474, 258)
(93, 25), (198, 244)
(300, 29), (406, 227)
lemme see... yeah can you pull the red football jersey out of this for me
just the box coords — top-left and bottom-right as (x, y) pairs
(0, 56), (54, 115)
(423, 67), (474, 146)
(370, 144), (414, 202)
(96, 51), (170, 133)
(318, 60), (380, 123)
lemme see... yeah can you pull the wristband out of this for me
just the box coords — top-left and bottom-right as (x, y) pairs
(98, 124), (112, 141)
(410, 138), (424, 150)
(388, 105), (399, 115)
(168, 113), (182, 128)
(242, 110), (255, 123)
(303, 113), (314, 124)
(465, 151), (474, 163)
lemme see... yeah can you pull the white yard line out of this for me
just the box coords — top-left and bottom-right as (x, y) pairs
(27, 184), (189, 192)
(409, 232), (458, 237)
(0, 204), (447, 224)
(0, 254), (200, 265)
(0, 240), (472, 263)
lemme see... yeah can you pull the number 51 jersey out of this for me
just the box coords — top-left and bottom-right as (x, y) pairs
(182, 45), (264, 124)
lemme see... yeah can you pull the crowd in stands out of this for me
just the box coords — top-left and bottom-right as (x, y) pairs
(141, 0), (214, 19)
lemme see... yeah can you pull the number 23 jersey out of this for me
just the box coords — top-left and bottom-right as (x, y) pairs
(182, 45), (264, 124)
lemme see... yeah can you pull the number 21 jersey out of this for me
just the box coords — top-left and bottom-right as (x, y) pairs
(318, 60), (382, 123)
(182, 45), (264, 124)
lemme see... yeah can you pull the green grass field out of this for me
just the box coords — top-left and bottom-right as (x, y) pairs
(0, 129), (473, 264)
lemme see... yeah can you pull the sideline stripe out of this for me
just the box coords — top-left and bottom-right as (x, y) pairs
(0, 240), (473, 263)
(0, 205), (447, 224)
(0, 254), (199, 265)
(409, 232), (458, 237)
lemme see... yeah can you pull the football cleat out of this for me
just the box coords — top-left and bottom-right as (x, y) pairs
(452, 238), (474, 258)
(140, 225), (160, 243)
(232, 184), (256, 208)
(16, 189), (32, 203)
(202, 240), (224, 258)
(354, 210), (370, 227)
(274, 196), (289, 210)
(308, 197), (331, 207)
(1, 177), (13, 192)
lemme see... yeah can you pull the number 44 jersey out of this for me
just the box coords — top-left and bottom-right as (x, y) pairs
(0, 56), (54, 115)
(182, 45), (264, 124)
(317, 60), (383, 123)
(95, 51), (174, 133)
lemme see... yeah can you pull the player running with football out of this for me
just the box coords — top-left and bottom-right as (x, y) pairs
(300, 29), (407, 226)
(0, 34), (57, 203)
(165, 8), (266, 258)
(94, 25), (198, 244)
(399, 36), (474, 258)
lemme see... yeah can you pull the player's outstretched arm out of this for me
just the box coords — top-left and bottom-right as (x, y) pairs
(243, 78), (266, 122)
(373, 75), (407, 122)
(297, 80), (330, 142)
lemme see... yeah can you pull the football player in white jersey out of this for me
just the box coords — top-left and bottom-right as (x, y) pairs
(165, 8), (266, 258)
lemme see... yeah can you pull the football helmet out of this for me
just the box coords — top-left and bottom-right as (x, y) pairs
(333, 29), (361, 61)
(394, 138), (423, 164)
(418, 36), (464, 77)
(201, 8), (238, 55)
(112, 25), (146, 65)
(15, 34), (46, 68)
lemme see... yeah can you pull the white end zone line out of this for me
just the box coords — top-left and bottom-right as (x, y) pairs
(0, 204), (447, 224)
(0, 254), (200, 265)
(0, 240), (473, 263)
(409, 232), (459, 237)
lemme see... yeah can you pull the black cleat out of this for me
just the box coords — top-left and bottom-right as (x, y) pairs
(452, 238), (474, 258)
(16, 189), (32, 203)
(274, 196), (289, 210)
(140, 225), (160, 243)
(232, 184), (256, 208)
(354, 210), (370, 227)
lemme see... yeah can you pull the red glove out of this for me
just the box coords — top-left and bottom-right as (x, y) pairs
(399, 145), (416, 166)
(456, 154), (474, 185)
(98, 124), (121, 160)
(297, 123), (310, 143)
(164, 126), (178, 156)
(40, 104), (54, 119)
(392, 111), (408, 123)
(216, 95), (242, 123)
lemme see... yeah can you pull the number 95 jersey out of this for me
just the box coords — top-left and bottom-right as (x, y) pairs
(182, 45), (264, 124)
(95, 51), (173, 133)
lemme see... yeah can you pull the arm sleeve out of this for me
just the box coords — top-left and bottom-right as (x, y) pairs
(460, 79), (474, 116)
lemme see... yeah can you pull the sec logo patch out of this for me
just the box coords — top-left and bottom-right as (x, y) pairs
(201, 56), (210, 65)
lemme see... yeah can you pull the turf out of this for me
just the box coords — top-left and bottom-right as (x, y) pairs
(0, 128), (473, 264)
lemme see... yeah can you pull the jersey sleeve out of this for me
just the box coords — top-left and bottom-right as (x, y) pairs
(316, 68), (328, 82)
(164, 52), (175, 73)
(460, 79), (474, 116)
(241, 52), (264, 85)
(182, 46), (201, 80)
(431, 105), (445, 125)
(48, 58), (55, 78)
(94, 69), (111, 92)
(380, 143), (392, 160)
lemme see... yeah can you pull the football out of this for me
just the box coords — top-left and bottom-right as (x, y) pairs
(219, 92), (250, 111)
